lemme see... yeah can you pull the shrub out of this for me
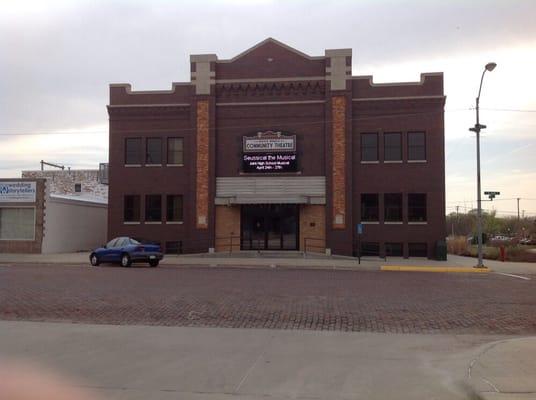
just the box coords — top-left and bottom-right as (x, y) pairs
(505, 246), (536, 262)
(447, 236), (469, 255)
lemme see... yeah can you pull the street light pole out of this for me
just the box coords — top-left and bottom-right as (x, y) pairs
(469, 62), (496, 268)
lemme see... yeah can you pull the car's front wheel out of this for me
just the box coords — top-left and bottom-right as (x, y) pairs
(149, 259), (159, 267)
(90, 253), (100, 266)
(121, 254), (132, 268)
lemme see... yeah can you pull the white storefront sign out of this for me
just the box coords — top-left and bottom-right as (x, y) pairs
(0, 182), (37, 202)
(243, 131), (296, 153)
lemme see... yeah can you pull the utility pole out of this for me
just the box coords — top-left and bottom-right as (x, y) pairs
(517, 197), (520, 220)
(454, 206), (459, 236)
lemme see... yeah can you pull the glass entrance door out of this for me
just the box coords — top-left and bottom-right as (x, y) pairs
(241, 205), (299, 250)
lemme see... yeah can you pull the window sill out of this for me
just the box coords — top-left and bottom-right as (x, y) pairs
(124, 164), (142, 167)
(145, 164), (162, 167)
(407, 160), (427, 163)
(384, 160), (403, 164)
(360, 161), (379, 164)
(384, 221), (403, 224)
(166, 221), (184, 224)
(361, 221), (379, 224)
(408, 221), (428, 225)
(124, 221), (140, 225)
(145, 221), (162, 224)
(166, 164), (184, 167)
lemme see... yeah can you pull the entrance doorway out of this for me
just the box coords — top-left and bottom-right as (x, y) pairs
(241, 204), (299, 250)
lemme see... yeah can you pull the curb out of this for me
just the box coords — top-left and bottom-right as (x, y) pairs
(381, 266), (490, 273)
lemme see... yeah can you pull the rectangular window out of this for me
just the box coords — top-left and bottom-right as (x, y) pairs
(361, 242), (379, 257)
(384, 193), (403, 222)
(167, 138), (184, 165)
(124, 195), (140, 222)
(74, 183), (81, 193)
(145, 195), (162, 222)
(408, 132), (426, 161)
(408, 193), (427, 222)
(125, 138), (142, 165)
(166, 195), (183, 222)
(361, 133), (378, 162)
(386, 242), (403, 257)
(361, 193), (379, 221)
(384, 132), (402, 161)
(146, 138), (162, 164)
(409, 243), (428, 257)
(0, 208), (35, 240)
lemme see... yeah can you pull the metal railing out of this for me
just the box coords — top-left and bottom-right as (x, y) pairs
(303, 237), (326, 255)
(215, 235), (241, 254)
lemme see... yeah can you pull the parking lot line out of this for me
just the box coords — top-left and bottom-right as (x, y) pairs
(494, 272), (531, 281)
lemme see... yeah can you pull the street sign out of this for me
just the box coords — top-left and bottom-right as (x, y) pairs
(484, 191), (500, 201)
(357, 223), (363, 235)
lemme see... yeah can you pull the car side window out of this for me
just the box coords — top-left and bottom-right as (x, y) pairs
(115, 238), (127, 248)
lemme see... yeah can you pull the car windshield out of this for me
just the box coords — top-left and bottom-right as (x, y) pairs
(129, 238), (140, 245)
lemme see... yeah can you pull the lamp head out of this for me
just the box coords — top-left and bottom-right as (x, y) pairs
(485, 62), (497, 72)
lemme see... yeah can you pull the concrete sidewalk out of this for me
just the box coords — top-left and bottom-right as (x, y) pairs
(467, 337), (536, 400)
(1, 251), (535, 274)
(2, 320), (534, 400)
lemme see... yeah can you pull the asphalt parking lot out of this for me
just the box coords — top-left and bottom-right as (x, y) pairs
(1, 263), (535, 334)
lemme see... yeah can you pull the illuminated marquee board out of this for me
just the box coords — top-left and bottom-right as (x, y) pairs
(242, 131), (297, 173)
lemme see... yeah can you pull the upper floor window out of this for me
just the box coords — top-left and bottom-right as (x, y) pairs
(125, 138), (142, 165)
(361, 133), (378, 162)
(146, 138), (162, 165)
(408, 132), (426, 161)
(384, 193), (403, 222)
(384, 132), (402, 161)
(408, 193), (427, 222)
(145, 195), (162, 222)
(167, 138), (184, 165)
(361, 193), (379, 221)
(124, 195), (140, 222)
(166, 195), (183, 222)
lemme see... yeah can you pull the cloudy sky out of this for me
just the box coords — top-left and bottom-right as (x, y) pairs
(1, 0), (535, 216)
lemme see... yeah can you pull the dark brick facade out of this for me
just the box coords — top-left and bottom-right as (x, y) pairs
(107, 38), (445, 258)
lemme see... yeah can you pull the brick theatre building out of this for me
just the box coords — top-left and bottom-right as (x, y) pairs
(107, 38), (446, 258)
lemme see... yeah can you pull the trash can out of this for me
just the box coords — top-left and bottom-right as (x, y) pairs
(435, 240), (447, 261)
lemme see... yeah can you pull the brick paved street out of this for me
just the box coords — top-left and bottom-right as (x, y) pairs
(1, 264), (535, 334)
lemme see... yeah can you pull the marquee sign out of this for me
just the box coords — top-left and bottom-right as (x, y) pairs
(243, 131), (296, 153)
(0, 181), (36, 202)
(242, 131), (298, 173)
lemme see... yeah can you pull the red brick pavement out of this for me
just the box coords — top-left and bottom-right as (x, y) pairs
(1, 264), (535, 334)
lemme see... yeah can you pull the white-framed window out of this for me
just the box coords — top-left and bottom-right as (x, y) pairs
(0, 207), (36, 240)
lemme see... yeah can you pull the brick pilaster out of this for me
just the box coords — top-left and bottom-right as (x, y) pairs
(196, 100), (209, 229)
(332, 95), (346, 229)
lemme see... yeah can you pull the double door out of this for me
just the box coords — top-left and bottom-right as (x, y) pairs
(241, 204), (298, 250)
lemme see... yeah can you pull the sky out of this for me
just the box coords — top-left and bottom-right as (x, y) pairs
(1, 0), (535, 217)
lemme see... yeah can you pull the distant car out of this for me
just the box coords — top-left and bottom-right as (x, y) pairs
(90, 237), (163, 267)
(520, 238), (536, 245)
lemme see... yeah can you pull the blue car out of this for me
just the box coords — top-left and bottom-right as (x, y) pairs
(90, 237), (163, 267)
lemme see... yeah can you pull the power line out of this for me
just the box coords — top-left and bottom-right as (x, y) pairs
(480, 107), (536, 113)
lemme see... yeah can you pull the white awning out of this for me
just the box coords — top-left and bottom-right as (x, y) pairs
(215, 176), (325, 205)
